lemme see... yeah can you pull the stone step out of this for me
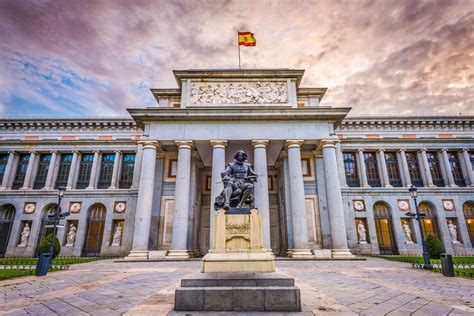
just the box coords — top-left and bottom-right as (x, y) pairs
(181, 275), (294, 287)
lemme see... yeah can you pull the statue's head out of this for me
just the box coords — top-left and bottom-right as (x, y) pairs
(234, 150), (247, 163)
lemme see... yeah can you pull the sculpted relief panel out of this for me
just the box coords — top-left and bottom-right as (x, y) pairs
(190, 81), (288, 104)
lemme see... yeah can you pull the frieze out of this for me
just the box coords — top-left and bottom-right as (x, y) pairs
(190, 81), (288, 104)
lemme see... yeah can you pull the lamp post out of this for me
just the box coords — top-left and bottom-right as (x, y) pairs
(407, 185), (433, 270)
(48, 186), (66, 262)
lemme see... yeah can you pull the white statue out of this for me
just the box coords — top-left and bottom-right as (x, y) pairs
(65, 223), (77, 246)
(112, 226), (122, 246)
(18, 223), (30, 247)
(402, 221), (413, 244)
(448, 220), (459, 243)
(357, 221), (367, 244)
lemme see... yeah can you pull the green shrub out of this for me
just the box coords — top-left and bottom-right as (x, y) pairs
(425, 234), (444, 259)
(37, 234), (61, 258)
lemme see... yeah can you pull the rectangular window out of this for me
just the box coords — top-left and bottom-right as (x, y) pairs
(119, 153), (135, 189)
(406, 152), (423, 187)
(385, 152), (402, 187)
(426, 152), (444, 187)
(448, 152), (465, 187)
(55, 154), (73, 188)
(97, 153), (115, 189)
(33, 154), (51, 189)
(364, 152), (381, 187)
(0, 154), (9, 184)
(470, 152), (474, 170)
(343, 152), (359, 187)
(76, 153), (94, 189)
(12, 154), (30, 189)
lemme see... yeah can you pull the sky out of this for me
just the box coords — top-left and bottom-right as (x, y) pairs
(0, 0), (473, 117)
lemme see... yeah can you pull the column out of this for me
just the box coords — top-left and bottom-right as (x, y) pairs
(285, 140), (312, 258)
(357, 149), (369, 187)
(66, 151), (79, 189)
(20, 151), (37, 190)
(127, 141), (158, 259)
(43, 151), (58, 190)
(131, 143), (144, 189)
(399, 149), (411, 187)
(209, 140), (227, 247)
(86, 150), (100, 190)
(108, 151), (121, 189)
(378, 149), (392, 187)
(252, 139), (271, 250)
(282, 154), (294, 252)
(335, 142), (347, 188)
(322, 140), (353, 258)
(420, 149), (435, 187)
(167, 140), (193, 258)
(462, 149), (474, 186)
(0, 151), (16, 190)
(441, 148), (456, 187)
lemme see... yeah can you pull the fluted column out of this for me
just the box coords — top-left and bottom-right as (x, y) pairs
(167, 140), (193, 258)
(335, 142), (347, 187)
(66, 151), (79, 190)
(127, 141), (158, 259)
(43, 151), (58, 190)
(86, 151), (100, 190)
(285, 140), (312, 258)
(252, 139), (271, 250)
(131, 143), (143, 189)
(441, 148), (456, 187)
(378, 149), (392, 187)
(209, 140), (227, 247)
(0, 151), (16, 190)
(108, 151), (121, 189)
(461, 149), (474, 186)
(357, 149), (369, 187)
(20, 151), (37, 190)
(399, 149), (411, 187)
(322, 140), (353, 258)
(420, 149), (435, 187)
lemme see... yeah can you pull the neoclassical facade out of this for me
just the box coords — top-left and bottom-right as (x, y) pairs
(0, 69), (473, 259)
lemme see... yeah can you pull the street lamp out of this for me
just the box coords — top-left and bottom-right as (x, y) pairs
(47, 186), (67, 261)
(406, 185), (432, 270)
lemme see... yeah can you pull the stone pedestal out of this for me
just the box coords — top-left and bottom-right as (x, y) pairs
(201, 209), (275, 273)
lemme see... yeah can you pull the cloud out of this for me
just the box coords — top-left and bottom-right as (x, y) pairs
(0, 0), (472, 117)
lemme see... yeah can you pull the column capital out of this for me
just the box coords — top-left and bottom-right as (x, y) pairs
(93, 150), (101, 154)
(441, 148), (448, 152)
(398, 148), (407, 153)
(50, 150), (59, 154)
(285, 139), (304, 148)
(138, 140), (159, 149)
(311, 150), (323, 158)
(461, 148), (470, 153)
(210, 140), (228, 148)
(114, 150), (122, 154)
(29, 150), (38, 155)
(320, 139), (338, 149)
(251, 139), (269, 148)
(377, 148), (386, 153)
(418, 147), (428, 153)
(8, 150), (16, 155)
(175, 140), (193, 149)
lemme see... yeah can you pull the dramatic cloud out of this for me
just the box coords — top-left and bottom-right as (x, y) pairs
(0, 0), (472, 117)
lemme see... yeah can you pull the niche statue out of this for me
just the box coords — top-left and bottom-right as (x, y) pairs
(214, 150), (257, 210)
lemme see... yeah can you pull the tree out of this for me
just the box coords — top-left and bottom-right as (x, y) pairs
(425, 234), (444, 259)
(37, 234), (61, 259)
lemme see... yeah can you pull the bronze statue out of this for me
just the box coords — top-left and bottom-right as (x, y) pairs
(214, 150), (257, 210)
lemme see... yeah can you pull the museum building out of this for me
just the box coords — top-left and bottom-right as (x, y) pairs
(0, 69), (473, 259)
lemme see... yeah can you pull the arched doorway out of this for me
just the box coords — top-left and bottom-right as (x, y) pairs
(36, 204), (58, 255)
(0, 204), (15, 257)
(463, 201), (474, 245)
(82, 204), (106, 257)
(373, 202), (398, 255)
(418, 202), (441, 241)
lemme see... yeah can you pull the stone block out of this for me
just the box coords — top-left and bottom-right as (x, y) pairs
(203, 287), (233, 311)
(264, 287), (301, 311)
(313, 249), (332, 258)
(174, 288), (204, 311)
(232, 287), (265, 311)
(148, 250), (167, 260)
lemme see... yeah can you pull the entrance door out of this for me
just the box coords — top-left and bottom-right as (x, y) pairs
(83, 204), (106, 257)
(0, 205), (15, 257)
(373, 202), (398, 255)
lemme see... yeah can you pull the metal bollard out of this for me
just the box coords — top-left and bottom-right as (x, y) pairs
(440, 253), (454, 277)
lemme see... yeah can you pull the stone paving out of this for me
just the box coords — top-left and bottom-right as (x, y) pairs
(0, 257), (473, 315)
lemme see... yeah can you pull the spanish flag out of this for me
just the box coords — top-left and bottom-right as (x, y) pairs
(238, 32), (256, 46)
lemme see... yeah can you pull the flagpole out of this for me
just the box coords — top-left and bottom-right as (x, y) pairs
(238, 31), (241, 69)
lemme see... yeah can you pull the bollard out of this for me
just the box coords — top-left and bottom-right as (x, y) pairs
(35, 253), (52, 276)
(440, 253), (454, 277)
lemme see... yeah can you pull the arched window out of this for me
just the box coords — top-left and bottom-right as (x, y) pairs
(463, 201), (474, 245)
(0, 204), (16, 257)
(373, 202), (398, 255)
(418, 202), (441, 240)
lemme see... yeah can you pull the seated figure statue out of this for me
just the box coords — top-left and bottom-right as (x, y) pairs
(214, 150), (257, 210)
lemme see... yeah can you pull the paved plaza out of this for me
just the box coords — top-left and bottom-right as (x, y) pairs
(0, 258), (473, 315)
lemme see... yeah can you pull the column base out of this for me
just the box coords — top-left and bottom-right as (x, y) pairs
(125, 250), (149, 260)
(331, 249), (355, 258)
(166, 249), (191, 259)
(384, 185), (393, 188)
(287, 249), (314, 259)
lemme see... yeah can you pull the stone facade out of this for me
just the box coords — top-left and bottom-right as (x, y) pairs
(0, 69), (472, 258)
